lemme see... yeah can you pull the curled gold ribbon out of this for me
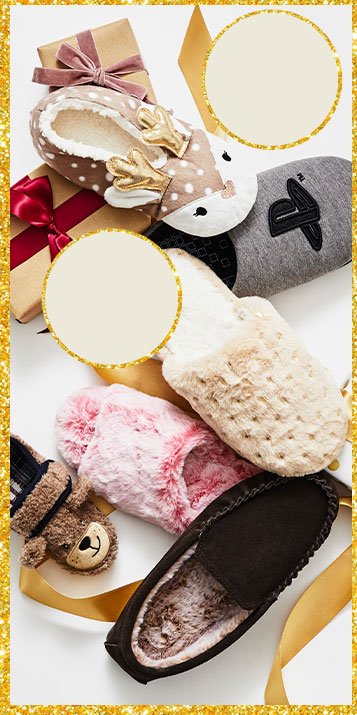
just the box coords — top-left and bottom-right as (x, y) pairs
(265, 497), (352, 704)
(19, 568), (141, 622)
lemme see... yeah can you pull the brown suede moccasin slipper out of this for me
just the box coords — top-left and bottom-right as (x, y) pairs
(105, 470), (339, 683)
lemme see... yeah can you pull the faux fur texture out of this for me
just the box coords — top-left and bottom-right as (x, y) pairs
(10, 435), (118, 574)
(55, 384), (260, 534)
(39, 98), (165, 165)
(131, 544), (250, 668)
(157, 250), (348, 477)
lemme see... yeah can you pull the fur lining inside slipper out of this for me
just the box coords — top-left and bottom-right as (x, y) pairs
(39, 98), (166, 165)
(131, 544), (250, 668)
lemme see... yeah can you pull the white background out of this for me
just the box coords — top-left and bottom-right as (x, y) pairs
(10, 4), (352, 706)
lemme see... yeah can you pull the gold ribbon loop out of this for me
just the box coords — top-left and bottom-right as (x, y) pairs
(19, 567), (141, 622)
(265, 497), (352, 704)
(178, 6), (218, 134)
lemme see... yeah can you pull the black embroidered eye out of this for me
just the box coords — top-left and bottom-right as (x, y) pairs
(61, 543), (70, 550)
(194, 207), (207, 216)
(222, 151), (231, 161)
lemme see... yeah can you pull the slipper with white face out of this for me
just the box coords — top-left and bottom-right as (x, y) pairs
(157, 250), (348, 477)
(30, 86), (257, 237)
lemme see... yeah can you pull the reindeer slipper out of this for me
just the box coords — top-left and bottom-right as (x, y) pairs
(156, 250), (348, 477)
(145, 155), (351, 294)
(55, 384), (260, 534)
(10, 434), (117, 574)
(105, 470), (339, 682)
(30, 86), (257, 237)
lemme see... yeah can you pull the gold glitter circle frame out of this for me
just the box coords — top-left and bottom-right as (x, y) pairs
(203, 9), (343, 150)
(42, 228), (182, 369)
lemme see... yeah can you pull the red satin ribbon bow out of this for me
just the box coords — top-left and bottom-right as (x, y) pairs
(10, 175), (106, 271)
(10, 175), (72, 263)
(32, 29), (148, 100)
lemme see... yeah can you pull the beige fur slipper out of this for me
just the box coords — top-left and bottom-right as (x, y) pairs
(157, 250), (348, 476)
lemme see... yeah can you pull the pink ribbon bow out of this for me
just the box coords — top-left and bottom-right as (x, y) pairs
(32, 29), (148, 100)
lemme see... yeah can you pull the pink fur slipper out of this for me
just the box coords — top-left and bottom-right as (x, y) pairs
(55, 385), (260, 534)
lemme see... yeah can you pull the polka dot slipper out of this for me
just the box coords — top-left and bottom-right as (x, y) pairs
(105, 470), (340, 682)
(30, 86), (257, 237)
(157, 249), (348, 477)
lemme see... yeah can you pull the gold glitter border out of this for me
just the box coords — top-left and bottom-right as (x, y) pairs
(0, 1), (10, 714)
(3, 1), (355, 713)
(203, 9), (343, 150)
(41, 228), (182, 369)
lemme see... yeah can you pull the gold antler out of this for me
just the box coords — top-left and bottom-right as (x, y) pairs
(137, 106), (190, 158)
(106, 149), (171, 194)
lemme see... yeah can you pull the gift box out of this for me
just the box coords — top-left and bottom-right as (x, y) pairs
(10, 166), (152, 323)
(34, 18), (156, 103)
(13, 17), (157, 323)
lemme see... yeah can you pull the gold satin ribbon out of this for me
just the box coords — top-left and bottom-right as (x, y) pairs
(177, 5), (226, 139)
(94, 360), (195, 415)
(19, 567), (141, 622)
(89, 490), (116, 515)
(265, 497), (352, 704)
(178, 6), (217, 134)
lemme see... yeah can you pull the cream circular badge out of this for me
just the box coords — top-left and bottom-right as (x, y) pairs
(42, 230), (181, 368)
(204, 10), (342, 149)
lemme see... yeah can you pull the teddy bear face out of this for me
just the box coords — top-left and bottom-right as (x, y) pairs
(11, 435), (119, 575)
(41, 500), (117, 575)
(66, 521), (110, 570)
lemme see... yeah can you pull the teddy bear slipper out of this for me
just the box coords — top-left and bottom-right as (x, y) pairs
(145, 155), (352, 296)
(30, 85), (257, 237)
(155, 250), (348, 477)
(105, 470), (339, 683)
(10, 434), (117, 574)
(55, 384), (261, 534)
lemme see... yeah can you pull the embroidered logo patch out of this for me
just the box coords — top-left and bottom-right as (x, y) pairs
(269, 178), (322, 251)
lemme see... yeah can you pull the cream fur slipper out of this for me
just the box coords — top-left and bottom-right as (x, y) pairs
(157, 250), (348, 476)
(30, 86), (257, 237)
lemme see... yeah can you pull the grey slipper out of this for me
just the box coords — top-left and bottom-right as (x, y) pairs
(146, 156), (351, 296)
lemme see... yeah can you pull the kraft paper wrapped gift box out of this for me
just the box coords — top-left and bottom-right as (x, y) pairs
(35, 18), (156, 103)
(11, 18), (157, 323)
(10, 166), (152, 323)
